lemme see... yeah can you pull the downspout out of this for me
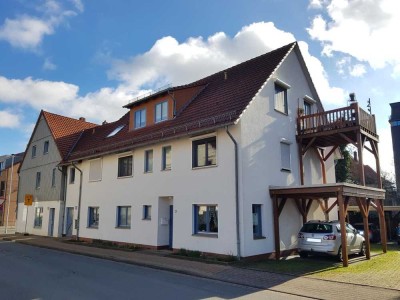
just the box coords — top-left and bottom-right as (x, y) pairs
(72, 162), (83, 241)
(226, 126), (241, 260)
(57, 166), (67, 236)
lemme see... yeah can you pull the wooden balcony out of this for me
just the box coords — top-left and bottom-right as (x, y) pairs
(297, 103), (378, 147)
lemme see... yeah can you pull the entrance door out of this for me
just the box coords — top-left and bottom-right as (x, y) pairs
(169, 205), (173, 249)
(48, 208), (55, 236)
(66, 207), (74, 237)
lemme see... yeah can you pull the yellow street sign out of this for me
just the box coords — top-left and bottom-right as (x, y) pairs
(24, 194), (33, 206)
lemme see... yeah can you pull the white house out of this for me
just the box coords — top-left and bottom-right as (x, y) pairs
(62, 42), (337, 258)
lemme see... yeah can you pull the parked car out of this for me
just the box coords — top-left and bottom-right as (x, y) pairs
(297, 220), (365, 261)
(352, 223), (380, 243)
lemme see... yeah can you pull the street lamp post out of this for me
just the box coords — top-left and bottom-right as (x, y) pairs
(5, 154), (14, 234)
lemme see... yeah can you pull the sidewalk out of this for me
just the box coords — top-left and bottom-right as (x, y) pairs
(1, 234), (399, 300)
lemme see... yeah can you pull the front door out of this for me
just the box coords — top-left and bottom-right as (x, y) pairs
(169, 205), (173, 249)
(66, 207), (74, 237)
(48, 208), (55, 236)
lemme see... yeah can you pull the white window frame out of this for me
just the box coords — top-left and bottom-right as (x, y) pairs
(134, 109), (146, 129)
(116, 206), (131, 228)
(155, 101), (168, 123)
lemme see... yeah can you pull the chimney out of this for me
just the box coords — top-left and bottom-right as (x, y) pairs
(79, 117), (86, 122)
(354, 151), (358, 162)
(224, 71), (228, 80)
(349, 93), (357, 103)
(102, 120), (108, 125)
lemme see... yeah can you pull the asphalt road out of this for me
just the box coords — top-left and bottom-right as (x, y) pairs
(0, 241), (311, 300)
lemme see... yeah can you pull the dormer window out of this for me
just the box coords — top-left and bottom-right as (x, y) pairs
(155, 101), (168, 123)
(134, 109), (146, 129)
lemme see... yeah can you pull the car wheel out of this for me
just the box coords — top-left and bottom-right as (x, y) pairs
(359, 242), (366, 256)
(299, 251), (308, 258)
(337, 246), (343, 262)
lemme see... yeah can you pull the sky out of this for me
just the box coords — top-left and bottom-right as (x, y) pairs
(0, 0), (398, 176)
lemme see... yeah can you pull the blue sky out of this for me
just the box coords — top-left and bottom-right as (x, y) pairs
(0, 0), (398, 175)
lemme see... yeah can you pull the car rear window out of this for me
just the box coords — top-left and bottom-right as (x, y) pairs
(300, 223), (333, 233)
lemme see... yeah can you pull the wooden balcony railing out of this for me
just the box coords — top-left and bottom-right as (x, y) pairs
(297, 103), (377, 137)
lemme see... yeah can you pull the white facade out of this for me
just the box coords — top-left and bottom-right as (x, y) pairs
(64, 49), (337, 257)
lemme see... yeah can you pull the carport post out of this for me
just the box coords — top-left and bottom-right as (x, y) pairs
(377, 199), (387, 253)
(338, 192), (349, 267)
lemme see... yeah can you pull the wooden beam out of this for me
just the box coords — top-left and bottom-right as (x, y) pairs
(277, 198), (287, 216)
(272, 195), (281, 260)
(371, 141), (382, 189)
(357, 132), (366, 186)
(326, 200), (338, 214)
(339, 132), (356, 145)
(338, 192), (349, 267)
(323, 145), (338, 162)
(361, 198), (371, 260)
(306, 199), (313, 215)
(302, 137), (316, 155)
(376, 199), (387, 253)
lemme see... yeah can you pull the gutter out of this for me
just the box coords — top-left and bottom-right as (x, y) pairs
(72, 162), (83, 241)
(225, 126), (241, 260)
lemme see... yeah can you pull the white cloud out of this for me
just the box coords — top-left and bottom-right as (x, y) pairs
(0, 0), (83, 50)
(0, 110), (21, 128)
(43, 57), (57, 70)
(307, 0), (400, 73)
(349, 64), (366, 77)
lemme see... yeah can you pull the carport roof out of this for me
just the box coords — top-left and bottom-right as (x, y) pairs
(269, 182), (385, 199)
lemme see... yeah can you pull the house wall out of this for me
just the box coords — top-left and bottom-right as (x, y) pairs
(238, 49), (337, 257)
(65, 127), (238, 256)
(16, 115), (64, 237)
(0, 162), (20, 227)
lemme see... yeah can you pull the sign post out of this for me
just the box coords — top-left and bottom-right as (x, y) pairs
(24, 194), (33, 235)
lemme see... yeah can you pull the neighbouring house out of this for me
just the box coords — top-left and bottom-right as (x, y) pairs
(15, 112), (97, 237)
(0, 153), (24, 228)
(61, 42), (338, 258)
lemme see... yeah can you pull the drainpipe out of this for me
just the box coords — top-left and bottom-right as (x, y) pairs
(57, 166), (67, 236)
(226, 126), (241, 260)
(72, 162), (83, 241)
(5, 154), (14, 234)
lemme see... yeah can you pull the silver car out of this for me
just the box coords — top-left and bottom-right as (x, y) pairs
(297, 220), (365, 261)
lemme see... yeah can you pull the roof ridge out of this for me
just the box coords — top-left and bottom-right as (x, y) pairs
(42, 110), (98, 126)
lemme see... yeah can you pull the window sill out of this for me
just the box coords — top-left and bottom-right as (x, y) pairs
(89, 179), (102, 183)
(144, 171), (153, 174)
(117, 175), (133, 179)
(253, 236), (266, 240)
(116, 226), (131, 229)
(87, 226), (98, 229)
(280, 168), (291, 173)
(161, 168), (171, 172)
(192, 164), (217, 170)
(192, 233), (218, 238)
(142, 218), (151, 221)
(274, 109), (288, 116)
(33, 226), (42, 229)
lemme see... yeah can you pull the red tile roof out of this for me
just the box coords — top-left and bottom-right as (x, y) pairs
(66, 42), (297, 162)
(42, 111), (97, 159)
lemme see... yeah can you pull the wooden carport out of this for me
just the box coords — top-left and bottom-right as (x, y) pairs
(270, 183), (386, 267)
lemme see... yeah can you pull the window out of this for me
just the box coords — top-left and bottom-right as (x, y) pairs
(34, 207), (43, 228)
(118, 155), (133, 177)
(69, 168), (76, 184)
(51, 168), (56, 187)
(117, 206), (131, 228)
(252, 204), (263, 238)
(280, 141), (291, 171)
(88, 207), (99, 228)
(192, 137), (217, 168)
(0, 181), (5, 197)
(144, 150), (153, 173)
(162, 146), (171, 170)
(35, 172), (41, 189)
(304, 102), (312, 115)
(143, 205), (151, 220)
(107, 125), (125, 137)
(194, 205), (218, 234)
(89, 159), (102, 181)
(155, 101), (168, 123)
(274, 84), (288, 114)
(43, 140), (49, 154)
(134, 109), (146, 129)
(32, 145), (37, 158)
